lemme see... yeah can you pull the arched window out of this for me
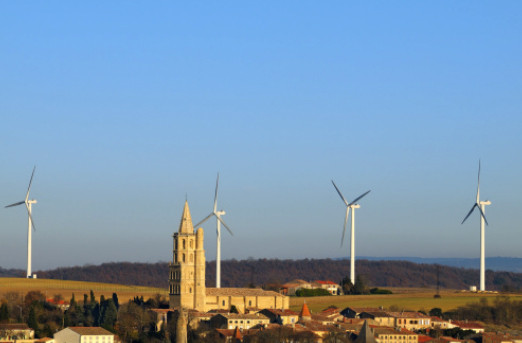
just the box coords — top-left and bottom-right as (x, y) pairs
(182, 240), (186, 249)
(182, 254), (186, 262)
(190, 240), (193, 248)
(222, 300), (225, 306)
(249, 300), (252, 306)
(190, 288), (192, 294)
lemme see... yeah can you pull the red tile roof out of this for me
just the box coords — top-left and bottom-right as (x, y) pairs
(418, 335), (434, 343)
(315, 280), (338, 285)
(299, 303), (311, 317)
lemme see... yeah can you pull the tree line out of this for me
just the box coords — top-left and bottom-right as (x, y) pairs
(3, 258), (522, 290)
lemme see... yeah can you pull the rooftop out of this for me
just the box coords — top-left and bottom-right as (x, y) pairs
(67, 327), (115, 336)
(206, 287), (285, 297)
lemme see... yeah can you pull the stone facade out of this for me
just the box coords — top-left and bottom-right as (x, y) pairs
(168, 201), (289, 312)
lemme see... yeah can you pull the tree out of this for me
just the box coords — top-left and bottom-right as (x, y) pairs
(341, 277), (353, 295)
(429, 308), (443, 317)
(101, 299), (118, 328)
(27, 306), (38, 331)
(112, 293), (119, 311)
(353, 275), (368, 295)
(0, 303), (9, 323)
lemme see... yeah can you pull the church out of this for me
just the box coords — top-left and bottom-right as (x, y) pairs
(168, 201), (289, 312)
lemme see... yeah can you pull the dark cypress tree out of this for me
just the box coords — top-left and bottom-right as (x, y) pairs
(0, 303), (9, 323)
(112, 293), (119, 311)
(27, 306), (38, 331)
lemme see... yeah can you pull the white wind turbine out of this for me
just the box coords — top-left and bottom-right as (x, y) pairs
(461, 160), (490, 291)
(332, 180), (370, 285)
(6, 166), (37, 278)
(194, 173), (233, 288)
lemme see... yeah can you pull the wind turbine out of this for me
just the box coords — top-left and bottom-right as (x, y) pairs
(461, 160), (490, 291)
(6, 166), (37, 278)
(194, 173), (233, 288)
(331, 180), (370, 285)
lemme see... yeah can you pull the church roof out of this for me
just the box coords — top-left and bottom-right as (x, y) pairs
(178, 201), (194, 233)
(353, 320), (378, 343)
(206, 288), (286, 297)
(299, 302), (311, 317)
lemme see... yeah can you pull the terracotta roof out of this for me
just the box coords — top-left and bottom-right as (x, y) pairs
(233, 327), (243, 340)
(299, 303), (311, 317)
(362, 311), (394, 318)
(387, 312), (430, 319)
(346, 307), (384, 313)
(67, 327), (115, 336)
(0, 324), (31, 330)
(206, 287), (285, 297)
(298, 321), (340, 333)
(219, 313), (269, 320)
(311, 313), (335, 323)
(215, 329), (258, 337)
(36, 338), (54, 343)
(315, 280), (339, 285)
(418, 335), (435, 343)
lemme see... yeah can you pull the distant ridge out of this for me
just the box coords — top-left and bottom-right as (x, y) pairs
(2, 258), (522, 290)
(355, 256), (522, 273)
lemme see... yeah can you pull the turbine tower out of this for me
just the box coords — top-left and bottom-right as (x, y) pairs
(462, 160), (491, 291)
(331, 180), (370, 285)
(194, 173), (233, 288)
(6, 166), (37, 278)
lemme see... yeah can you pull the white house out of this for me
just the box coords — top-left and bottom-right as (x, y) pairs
(54, 327), (114, 343)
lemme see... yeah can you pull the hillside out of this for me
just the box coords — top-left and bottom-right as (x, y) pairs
(2, 258), (522, 290)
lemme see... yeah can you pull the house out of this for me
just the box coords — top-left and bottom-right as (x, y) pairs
(281, 280), (313, 296)
(371, 326), (419, 343)
(451, 321), (484, 333)
(342, 307), (384, 318)
(430, 317), (452, 330)
(258, 309), (299, 325)
(54, 327), (114, 343)
(46, 298), (70, 311)
(0, 323), (35, 341)
(150, 309), (174, 331)
(387, 312), (432, 330)
(360, 311), (396, 327)
(210, 313), (270, 330)
(313, 280), (342, 295)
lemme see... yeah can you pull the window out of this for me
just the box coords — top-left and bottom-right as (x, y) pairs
(190, 254), (193, 262)
(190, 240), (193, 248)
(183, 254), (186, 262)
(222, 300), (225, 306)
(182, 239), (186, 249)
(249, 300), (252, 306)
(190, 288), (192, 293)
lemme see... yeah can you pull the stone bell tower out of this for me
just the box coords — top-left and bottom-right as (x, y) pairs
(169, 201), (206, 311)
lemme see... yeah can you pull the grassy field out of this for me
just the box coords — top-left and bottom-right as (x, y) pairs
(0, 278), (168, 303)
(289, 288), (522, 313)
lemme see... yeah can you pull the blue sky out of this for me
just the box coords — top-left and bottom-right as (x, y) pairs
(1, 2), (521, 270)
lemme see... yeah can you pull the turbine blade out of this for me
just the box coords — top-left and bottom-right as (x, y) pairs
(214, 173), (219, 213)
(25, 203), (36, 231)
(26, 166), (36, 202)
(477, 204), (489, 226)
(5, 201), (25, 208)
(341, 207), (350, 247)
(461, 204), (477, 224)
(218, 216), (233, 236)
(331, 180), (349, 206)
(194, 213), (214, 228)
(348, 190), (371, 206)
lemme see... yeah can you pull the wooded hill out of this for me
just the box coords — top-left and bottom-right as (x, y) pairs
(2, 258), (522, 291)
